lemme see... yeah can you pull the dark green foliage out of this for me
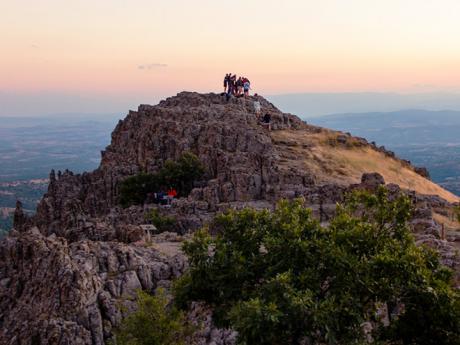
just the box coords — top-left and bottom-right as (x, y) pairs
(119, 152), (205, 207)
(112, 289), (194, 345)
(146, 209), (176, 232)
(174, 188), (460, 345)
(455, 205), (460, 223)
(119, 173), (160, 208)
(157, 152), (206, 197)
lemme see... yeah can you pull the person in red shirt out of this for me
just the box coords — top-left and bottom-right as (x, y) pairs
(166, 188), (177, 205)
(167, 188), (177, 198)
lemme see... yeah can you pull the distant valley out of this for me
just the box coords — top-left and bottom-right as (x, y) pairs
(309, 109), (460, 196)
(0, 115), (119, 236)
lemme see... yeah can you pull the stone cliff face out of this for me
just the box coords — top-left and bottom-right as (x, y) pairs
(2, 92), (459, 345)
(28, 92), (308, 238)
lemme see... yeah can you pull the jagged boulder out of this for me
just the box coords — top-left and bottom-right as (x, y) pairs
(361, 172), (386, 190)
(414, 166), (431, 180)
(12, 200), (27, 232)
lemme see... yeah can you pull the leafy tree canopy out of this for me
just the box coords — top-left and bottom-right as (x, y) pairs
(174, 188), (460, 345)
(112, 289), (194, 345)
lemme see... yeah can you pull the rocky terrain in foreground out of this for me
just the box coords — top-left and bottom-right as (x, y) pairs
(1, 92), (459, 344)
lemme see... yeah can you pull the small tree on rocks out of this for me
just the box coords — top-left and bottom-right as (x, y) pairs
(112, 289), (194, 345)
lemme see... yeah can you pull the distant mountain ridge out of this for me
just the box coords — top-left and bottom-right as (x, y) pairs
(310, 109), (460, 196)
(268, 92), (460, 118)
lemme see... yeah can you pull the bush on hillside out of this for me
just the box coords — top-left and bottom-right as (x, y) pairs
(158, 152), (206, 197)
(145, 208), (176, 233)
(119, 173), (160, 208)
(455, 205), (460, 223)
(112, 289), (194, 345)
(119, 152), (205, 207)
(174, 188), (460, 345)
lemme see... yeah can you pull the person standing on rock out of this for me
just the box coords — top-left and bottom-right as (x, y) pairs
(253, 98), (261, 115)
(223, 73), (230, 93)
(243, 78), (250, 97)
(236, 77), (243, 96)
(226, 75), (235, 101)
(231, 75), (237, 94)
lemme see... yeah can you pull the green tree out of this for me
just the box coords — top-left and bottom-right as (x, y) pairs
(145, 208), (176, 232)
(113, 289), (194, 345)
(119, 172), (160, 208)
(174, 188), (460, 345)
(119, 152), (205, 207)
(158, 152), (205, 196)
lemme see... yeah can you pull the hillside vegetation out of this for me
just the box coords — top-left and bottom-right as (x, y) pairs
(271, 129), (459, 203)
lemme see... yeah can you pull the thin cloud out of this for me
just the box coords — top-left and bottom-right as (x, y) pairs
(138, 63), (168, 70)
(412, 83), (436, 90)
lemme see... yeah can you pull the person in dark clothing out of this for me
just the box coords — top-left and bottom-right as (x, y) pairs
(226, 80), (232, 101)
(236, 77), (243, 96)
(262, 113), (271, 131)
(230, 75), (237, 94)
(226, 74), (236, 101)
(223, 73), (230, 93)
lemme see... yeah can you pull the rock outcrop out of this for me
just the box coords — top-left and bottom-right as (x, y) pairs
(26, 93), (309, 239)
(0, 228), (186, 344)
(2, 91), (459, 344)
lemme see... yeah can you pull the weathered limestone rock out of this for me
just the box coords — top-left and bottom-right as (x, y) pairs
(27, 92), (309, 239)
(0, 230), (186, 345)
(360, 172), (386, 190)
(414, 166), (431, 180)
(12, 200), (27, 232)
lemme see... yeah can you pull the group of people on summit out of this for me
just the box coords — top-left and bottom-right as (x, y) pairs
(223, 73), (251, 98)
(221, 73), (271, 131)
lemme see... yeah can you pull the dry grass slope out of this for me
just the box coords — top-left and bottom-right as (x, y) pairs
(271, 128), (459, 203)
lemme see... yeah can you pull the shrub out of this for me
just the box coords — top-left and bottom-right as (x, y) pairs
(146, 209), (176, 232)
(174, 188), (460, 345)
(119, 173), (160, 208)
(119, 152), (205, 207)
(454, 205), (460, 223)
(112, 289), (194, 345)
(158, 152), (206, 196)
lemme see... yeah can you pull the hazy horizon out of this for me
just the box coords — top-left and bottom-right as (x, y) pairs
(3, 0), (460, 118)
(2, 90), (460, 119)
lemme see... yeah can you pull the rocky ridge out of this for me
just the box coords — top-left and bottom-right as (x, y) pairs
(1, 92), (459, 345)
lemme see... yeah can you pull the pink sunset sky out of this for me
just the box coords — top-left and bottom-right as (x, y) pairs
(2, 0), (460, 115)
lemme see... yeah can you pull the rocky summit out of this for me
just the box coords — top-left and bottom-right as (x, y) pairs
(1, 92), (459, 344)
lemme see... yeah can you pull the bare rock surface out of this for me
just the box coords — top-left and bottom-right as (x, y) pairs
(27, 93), (308, 238)
(0, 230), (186, 344)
